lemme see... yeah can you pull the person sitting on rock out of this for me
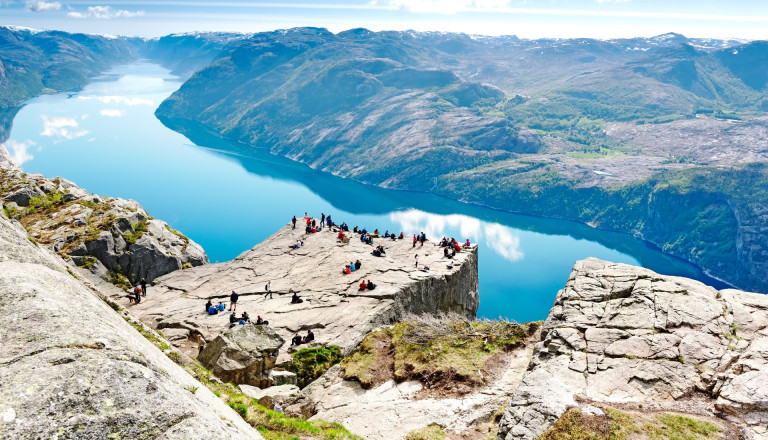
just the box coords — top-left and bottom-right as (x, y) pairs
(337, 230), (346, 241)
(291, 292), (304, 304)
(372, 248), (381, 257)
(205, 299), (213, 313)
(291, 333), (303, 346)
(398, 232), (404, 239)
(241, 311), (250, 323)
(350, 261), (356, 272)
(444, 247), (449, 257)
(217, 301), (226, 311)
(384, 230), (389, 237)
(229, 312), (238, 327)
(343, 265), (351, 275)
(359, 280), (367, 291)
(305, 224), (312, 234)
(354, 260), (361, 270)
(390, 233), (396, 241)
(465, 238), (471, 247)
(374, 229), (379, 236)
(366, 280), (376, 290)
(303, 329), (314, 343)
(274, 401), (284, 414)
(208, 304), (219, 315)
(255, 315), (269, 325)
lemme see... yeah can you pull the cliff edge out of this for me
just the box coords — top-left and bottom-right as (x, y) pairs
(497, 258), (768, 440)
(126, 223), (479, 362)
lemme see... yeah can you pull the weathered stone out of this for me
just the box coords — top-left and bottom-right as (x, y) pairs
(270, 370), (298, 386)
(0, 211), (262, 439)
(497, 258), (768, 440)
(3, 185), (44, 207)
(240, 384), (300, 409)
(198, 325), (285, 387)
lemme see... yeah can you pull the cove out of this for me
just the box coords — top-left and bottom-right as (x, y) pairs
(4, 62), (728, 322)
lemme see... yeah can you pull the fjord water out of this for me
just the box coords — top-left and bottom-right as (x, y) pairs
(6, 63), (727, 321)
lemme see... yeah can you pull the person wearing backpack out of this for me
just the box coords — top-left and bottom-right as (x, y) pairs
(264, 280), (273, 299)
(229, 290), (239, 311)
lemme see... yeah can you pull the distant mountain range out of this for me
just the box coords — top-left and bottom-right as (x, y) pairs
(2, 26), (768, 293)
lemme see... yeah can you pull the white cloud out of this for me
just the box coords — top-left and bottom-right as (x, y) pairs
(79, 95), (154, 106)
(100, 108), (125, 117)
(5, 139), (36, 166)
(389, 209), (524, 262)
(377, 0), (514, 14)
(25, 0), (61, 12)
(67, 5), (145, 19)
(40, 115), (89, 140)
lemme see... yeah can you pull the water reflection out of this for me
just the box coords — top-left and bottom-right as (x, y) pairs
(390, 209), (524, 262)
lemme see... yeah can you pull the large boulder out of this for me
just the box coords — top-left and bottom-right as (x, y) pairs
(0, 207), (262, 439)
(198, 325), (285, 387)
(240, 384), (301, 409)
(496, 258), (768, 440)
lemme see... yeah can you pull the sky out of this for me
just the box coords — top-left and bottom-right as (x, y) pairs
(1, 0), (767, 40)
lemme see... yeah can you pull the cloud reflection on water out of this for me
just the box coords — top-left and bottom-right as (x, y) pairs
(389, 209), (524, 262)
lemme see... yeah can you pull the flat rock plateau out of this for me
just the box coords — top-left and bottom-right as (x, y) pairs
(127, 223), (479, 362)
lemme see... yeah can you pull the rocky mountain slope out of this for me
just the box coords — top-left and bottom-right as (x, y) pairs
(155, 28), (768, 294)
(0, 195), (262, 439)
(497, 258), (768, 440)
(124, 221), (478, 365)
(0, 144), (208, 285)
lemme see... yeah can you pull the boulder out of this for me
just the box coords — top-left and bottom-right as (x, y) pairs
(0, 208), (262, 439)
(270, 370), (298, 386)
(3, 186), (44, 207)
(198, 325), (285, 387)
(496, 258), (768, 440)
(240, 384), (301, 409)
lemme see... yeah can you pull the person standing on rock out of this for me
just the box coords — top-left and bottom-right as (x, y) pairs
(140, 278), (147, 296)
(292, 215), (297, 229)
(229, 290), (239, 311)
(414, 254), (419, 268)
(264, 280), (273, 299)
(321, 213), (325, 225)
(196, 334), (206, 355)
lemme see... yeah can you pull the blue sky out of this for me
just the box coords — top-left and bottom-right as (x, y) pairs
(2, 0), (767, 39)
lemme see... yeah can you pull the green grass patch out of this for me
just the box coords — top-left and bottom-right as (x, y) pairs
(290, 346), (343, 388)
(342, 314), (538, 389)
(537, 407), (638, 440)
(644, 414), (719, 440)
(405, 424), (448, 440)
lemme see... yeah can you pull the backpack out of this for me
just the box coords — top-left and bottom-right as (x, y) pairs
(265, 284), (269, 291)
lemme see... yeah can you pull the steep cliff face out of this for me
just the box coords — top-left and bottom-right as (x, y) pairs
(496, 258), (768, 440)
(0, 209), (262, 439)
(0, 145), (209, 285)
(124, 223), (479, 362)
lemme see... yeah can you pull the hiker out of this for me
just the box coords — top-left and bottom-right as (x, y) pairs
(229, 312), (238, 327)
(196, 334), (206, 354)
(305, 224), (312, 234)
(265, 280), (273, 299)
(140, 278), (147, 296)
(350, 262), (356, 272)
(229, 290), (239, 311)
(321, 213), (325, 225)
(291, 333), (303, 346)
(326, 215), (332, 227)
(413, 234), (417, 248)
(133, 285), (142, 304)
(444, 247), (449, 257)
(241, 311), (250, 323)
(390, 233), (396, 241)
(342, 265), (351, 275)
(217, 301), (226, 311)
(414, 254), (419, 268)
(420, 232), (426, 246)
(292, 215), (297, 229)
(366, 280), (376, 290)
(465, 238), (471, 247)
(208, 303), (218, 315)
(291, 292), (304, 304)
(205, 299), (213, 313)
(359, 280), (367, 291)
(274, 401), (284, 414)
(255, 315), (269, 325)
(384, 230), (389, 237)
(398, 232), (404, 239)
(354, 260), (361, 270)
(337, 230), (346, 241)
(304, 329), (315, 343)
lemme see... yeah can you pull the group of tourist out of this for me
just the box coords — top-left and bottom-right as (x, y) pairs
(342, 259), (362, 274)
(127, 278), (148, 304)
(413, 232), (427, 247)
(290, 329), (315, 346)
(359, 280), (376, 290)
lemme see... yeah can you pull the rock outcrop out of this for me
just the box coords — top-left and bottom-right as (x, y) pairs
(497, 258), (768, 440)
(127, 223), (479, 359)
(0, 144), (208, 285)
(0, 207), (261, 439)
(198, 325), (285, 387)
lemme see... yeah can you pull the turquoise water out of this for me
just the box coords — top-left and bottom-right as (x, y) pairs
(5, 62), (728, 322)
